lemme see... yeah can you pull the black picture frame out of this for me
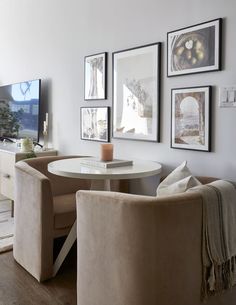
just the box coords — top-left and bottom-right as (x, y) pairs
(171, 86), (211, 152)
(112, 42), (161, 142)
(167, 18), (222, 77)
(80, 106), (110, 142)
(84, 52), (107, 100)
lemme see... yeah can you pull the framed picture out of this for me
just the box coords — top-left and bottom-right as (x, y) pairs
(81, 107), (109, 142)
(171, 86), (211, 151)
(84, 52), (107, 100)
(112, 42), (161, 142)
(167, 18), (222, 76)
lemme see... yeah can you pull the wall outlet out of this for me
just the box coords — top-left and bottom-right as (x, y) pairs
(219, 86), (236, 107)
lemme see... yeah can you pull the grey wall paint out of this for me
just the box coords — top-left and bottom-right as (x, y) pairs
(0, 0), (235, 182)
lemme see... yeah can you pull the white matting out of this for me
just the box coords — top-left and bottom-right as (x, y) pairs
(0, 200), (14, 253)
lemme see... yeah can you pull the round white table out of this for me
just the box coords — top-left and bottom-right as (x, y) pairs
(48, 157), (162, 276)
(48, 157), (162, 191)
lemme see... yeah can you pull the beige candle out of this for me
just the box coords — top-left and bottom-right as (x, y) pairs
(101, 144), (113, 161)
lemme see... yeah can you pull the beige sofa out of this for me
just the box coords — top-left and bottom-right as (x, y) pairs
(76, 177), (236, 305)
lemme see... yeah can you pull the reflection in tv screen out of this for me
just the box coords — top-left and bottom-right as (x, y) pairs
(0, 79), (41, 141)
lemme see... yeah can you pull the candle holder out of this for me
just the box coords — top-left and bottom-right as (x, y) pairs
(43, 112), (49, 151)
(101, 143), (113, 161)
(43, 131), (48, 151)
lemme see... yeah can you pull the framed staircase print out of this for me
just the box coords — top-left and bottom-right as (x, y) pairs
(112, 42), (161, 142)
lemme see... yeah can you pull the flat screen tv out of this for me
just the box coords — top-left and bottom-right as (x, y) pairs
(0, 79), (41, 142)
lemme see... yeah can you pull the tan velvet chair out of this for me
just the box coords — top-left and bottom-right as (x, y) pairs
(76, 177), (236, 305)
(13, 155), (91, 282)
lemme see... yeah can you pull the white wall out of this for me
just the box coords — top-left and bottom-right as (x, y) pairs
(0, 0), (235, 180)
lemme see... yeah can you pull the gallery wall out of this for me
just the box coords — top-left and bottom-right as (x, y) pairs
(0, 0), (235, 180)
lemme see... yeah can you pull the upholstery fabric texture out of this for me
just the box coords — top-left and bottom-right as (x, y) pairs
(76, 176), (236, 305)
(53, 193), (76, 229)
(156, 160), (201, 196)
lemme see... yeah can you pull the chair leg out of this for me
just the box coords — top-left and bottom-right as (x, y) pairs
(53, 220), (77, 276)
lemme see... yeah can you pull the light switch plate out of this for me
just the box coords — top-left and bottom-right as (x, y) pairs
(219, 86), (236, 107)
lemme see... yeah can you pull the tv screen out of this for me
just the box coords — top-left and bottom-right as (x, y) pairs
(0, 79), (41, 141)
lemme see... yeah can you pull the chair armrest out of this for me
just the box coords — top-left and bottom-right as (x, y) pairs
(21, 155), (91, 196)
(14, 161), (54, 281)
(77, 189), (203, 207)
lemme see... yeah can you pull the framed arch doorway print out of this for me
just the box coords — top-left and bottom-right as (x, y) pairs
(171, 86), (211, 151)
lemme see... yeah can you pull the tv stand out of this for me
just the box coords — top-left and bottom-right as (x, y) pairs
(0, 143), (57, 202)
(0, 137), (15, 143)
(33, 141), (43, 148)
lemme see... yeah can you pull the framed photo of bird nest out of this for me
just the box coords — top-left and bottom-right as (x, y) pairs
(167, 19), (222, 76)
(171, 86), (211, 152)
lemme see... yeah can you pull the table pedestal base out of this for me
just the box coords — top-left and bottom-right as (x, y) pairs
(90, 179), (111, 191)
(53, 179), (111, 276)
(53, 220), (77, 277)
